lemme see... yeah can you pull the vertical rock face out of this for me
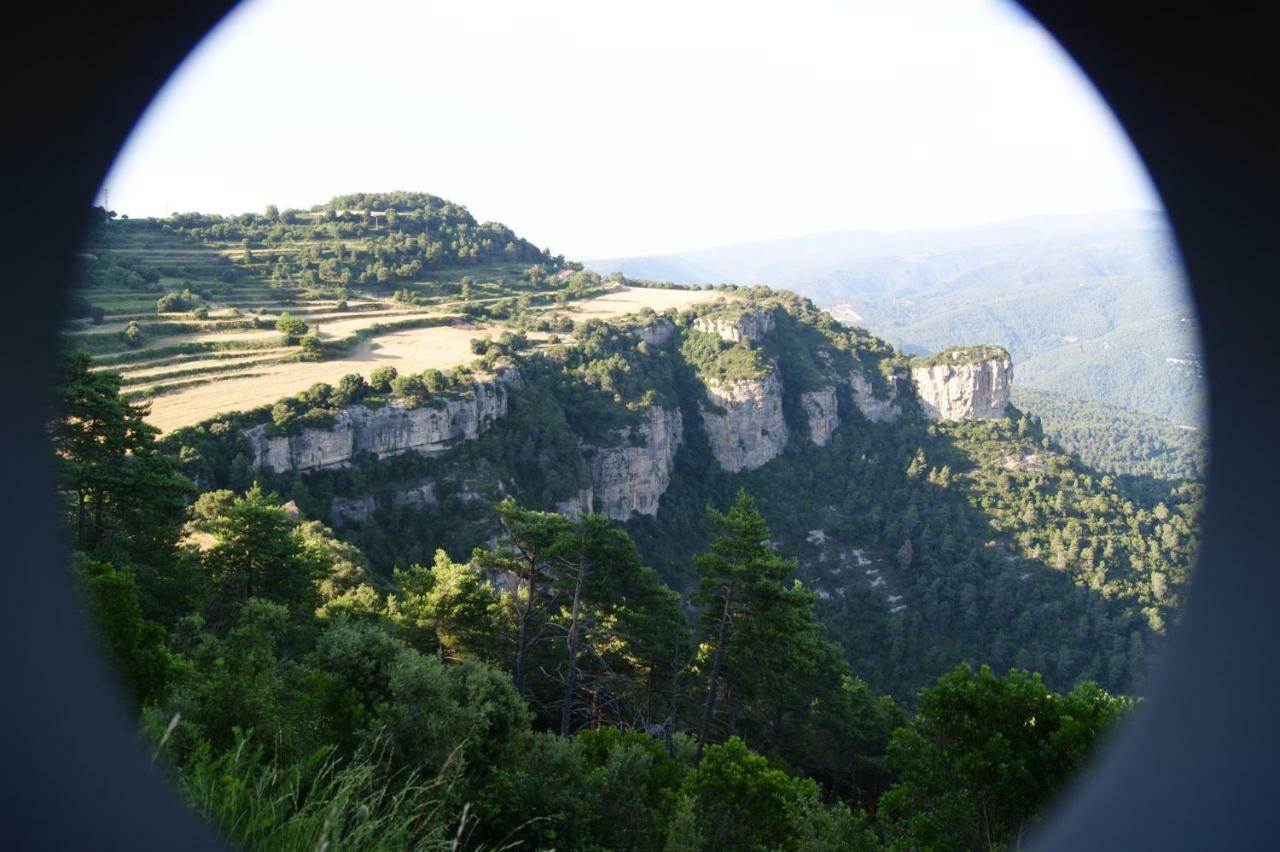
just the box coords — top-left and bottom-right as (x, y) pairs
(330, 495), (377, 528)
(911, 348), (1013, 420)
(394, 483), (439, 511)
(243, 373), (514, 474)
(585, 406), (683, 520)
(694, 309), (775, 343)
(699, 369), (788, 472)
(252, 422), (354, 473)
(633, 318), (675, 347)
(847, 371), (902, 423)
(801, 386), (839, 445)
(555, 488), (595, 520)
(328, 477), (506, 529)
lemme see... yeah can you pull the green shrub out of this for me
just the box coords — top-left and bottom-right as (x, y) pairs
(333, 374), (368, 406)
(390, 373), (427, 403)
(157, 288), (198, 313)
(276, 313), (310, 344)
(122, 321), (144, 348)
(298, 333), (323, 360)
(369, 365), (398, 392)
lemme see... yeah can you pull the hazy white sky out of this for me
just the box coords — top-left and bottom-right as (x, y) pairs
(99, 0), (1161, 258)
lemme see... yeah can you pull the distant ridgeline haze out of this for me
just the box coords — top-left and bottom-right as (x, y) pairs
(57, 195), (1200, 849)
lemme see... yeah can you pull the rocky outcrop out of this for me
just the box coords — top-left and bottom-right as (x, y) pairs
(699, 369), (787, 472)
(847, 371), (901, 423)
(329, 477), (505, 529)
(633, 318), (675, 347)
(394, 483), (439, 511)
(330, 495), (376, 527)
(911, 348), (1012, 420)
(244, 373), (514, 474)
(694, 309), (775, 343)
(330, 484), (435, 528)
(584, 406), (683, 520)
(801, 386), (839, 445)
(555, 488), (595, 519)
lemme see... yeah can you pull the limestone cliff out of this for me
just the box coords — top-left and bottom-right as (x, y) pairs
(847, 371), (902, 423)
(910, 347), (1012, 420)
(633, 318), (675, 347)
(554, 488), (596, 519)
(801, 386), (839, 445)
(694, 308), (775, 343)
(327, 404), (681, 528)
(584, 406), (683, 520)
(244, 372), (514, 474)
(699, 368), (788, 472)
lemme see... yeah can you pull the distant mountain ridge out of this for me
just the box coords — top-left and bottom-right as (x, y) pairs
(588, 211), (1203, 424)
(587, 211), (1173, 286)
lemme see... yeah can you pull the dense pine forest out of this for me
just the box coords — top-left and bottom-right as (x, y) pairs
(56, 196), (1202, 850)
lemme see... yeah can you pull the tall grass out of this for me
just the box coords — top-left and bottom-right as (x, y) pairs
(169, 731), (492, 851)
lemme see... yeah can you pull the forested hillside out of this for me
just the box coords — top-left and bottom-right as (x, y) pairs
(54, 347), (1135, 851)
(56, 198), (1199, 850)
(1012, 388), (1205, 483)
(149, 289), (1198, 703)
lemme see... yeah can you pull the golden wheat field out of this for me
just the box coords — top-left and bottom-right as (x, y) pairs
(138, 286), (725, 432)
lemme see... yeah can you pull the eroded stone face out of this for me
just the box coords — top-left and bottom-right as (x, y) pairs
(330, 494), (376, 528)
(394, 483), (439, 511)
(801, 386), (839, 445)
(585, 406), (683, 520)
(699, 369), (788, 472)
(693, 309), (775, 343)
(555, 488), (595, 520)
(633, 318), (675, 347)
(911, 356), (1012, 420)
(243, 373), (514, 474)
(847, 371), (902, 423)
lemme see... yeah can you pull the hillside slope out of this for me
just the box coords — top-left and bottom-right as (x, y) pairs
(160, 290), (1199, 702)
(68, 194), (719, 431)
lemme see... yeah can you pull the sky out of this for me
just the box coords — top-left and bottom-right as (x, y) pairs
(98, 0), (1162, 259)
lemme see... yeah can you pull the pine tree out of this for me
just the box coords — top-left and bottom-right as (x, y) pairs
(693, 489), (797, 760)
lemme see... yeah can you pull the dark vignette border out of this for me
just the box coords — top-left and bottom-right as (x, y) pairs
(1, 2), (1277, 848)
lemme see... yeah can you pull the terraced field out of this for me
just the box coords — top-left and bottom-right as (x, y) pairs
(137, 287), (722, 431)
(68, 223), (724, 432)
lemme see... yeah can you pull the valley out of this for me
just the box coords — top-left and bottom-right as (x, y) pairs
(58, 193), (1201, 850)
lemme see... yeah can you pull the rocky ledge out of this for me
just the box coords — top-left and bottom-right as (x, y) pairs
(694, 308), (775, 343)
(244, 372), (515, 474)
(584, 406), (684, 520)
(910, 347), (1012, 420)
(801, 386), (839, 445)
(847, 370), (903, 423)
(699, 368), (788, 472)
